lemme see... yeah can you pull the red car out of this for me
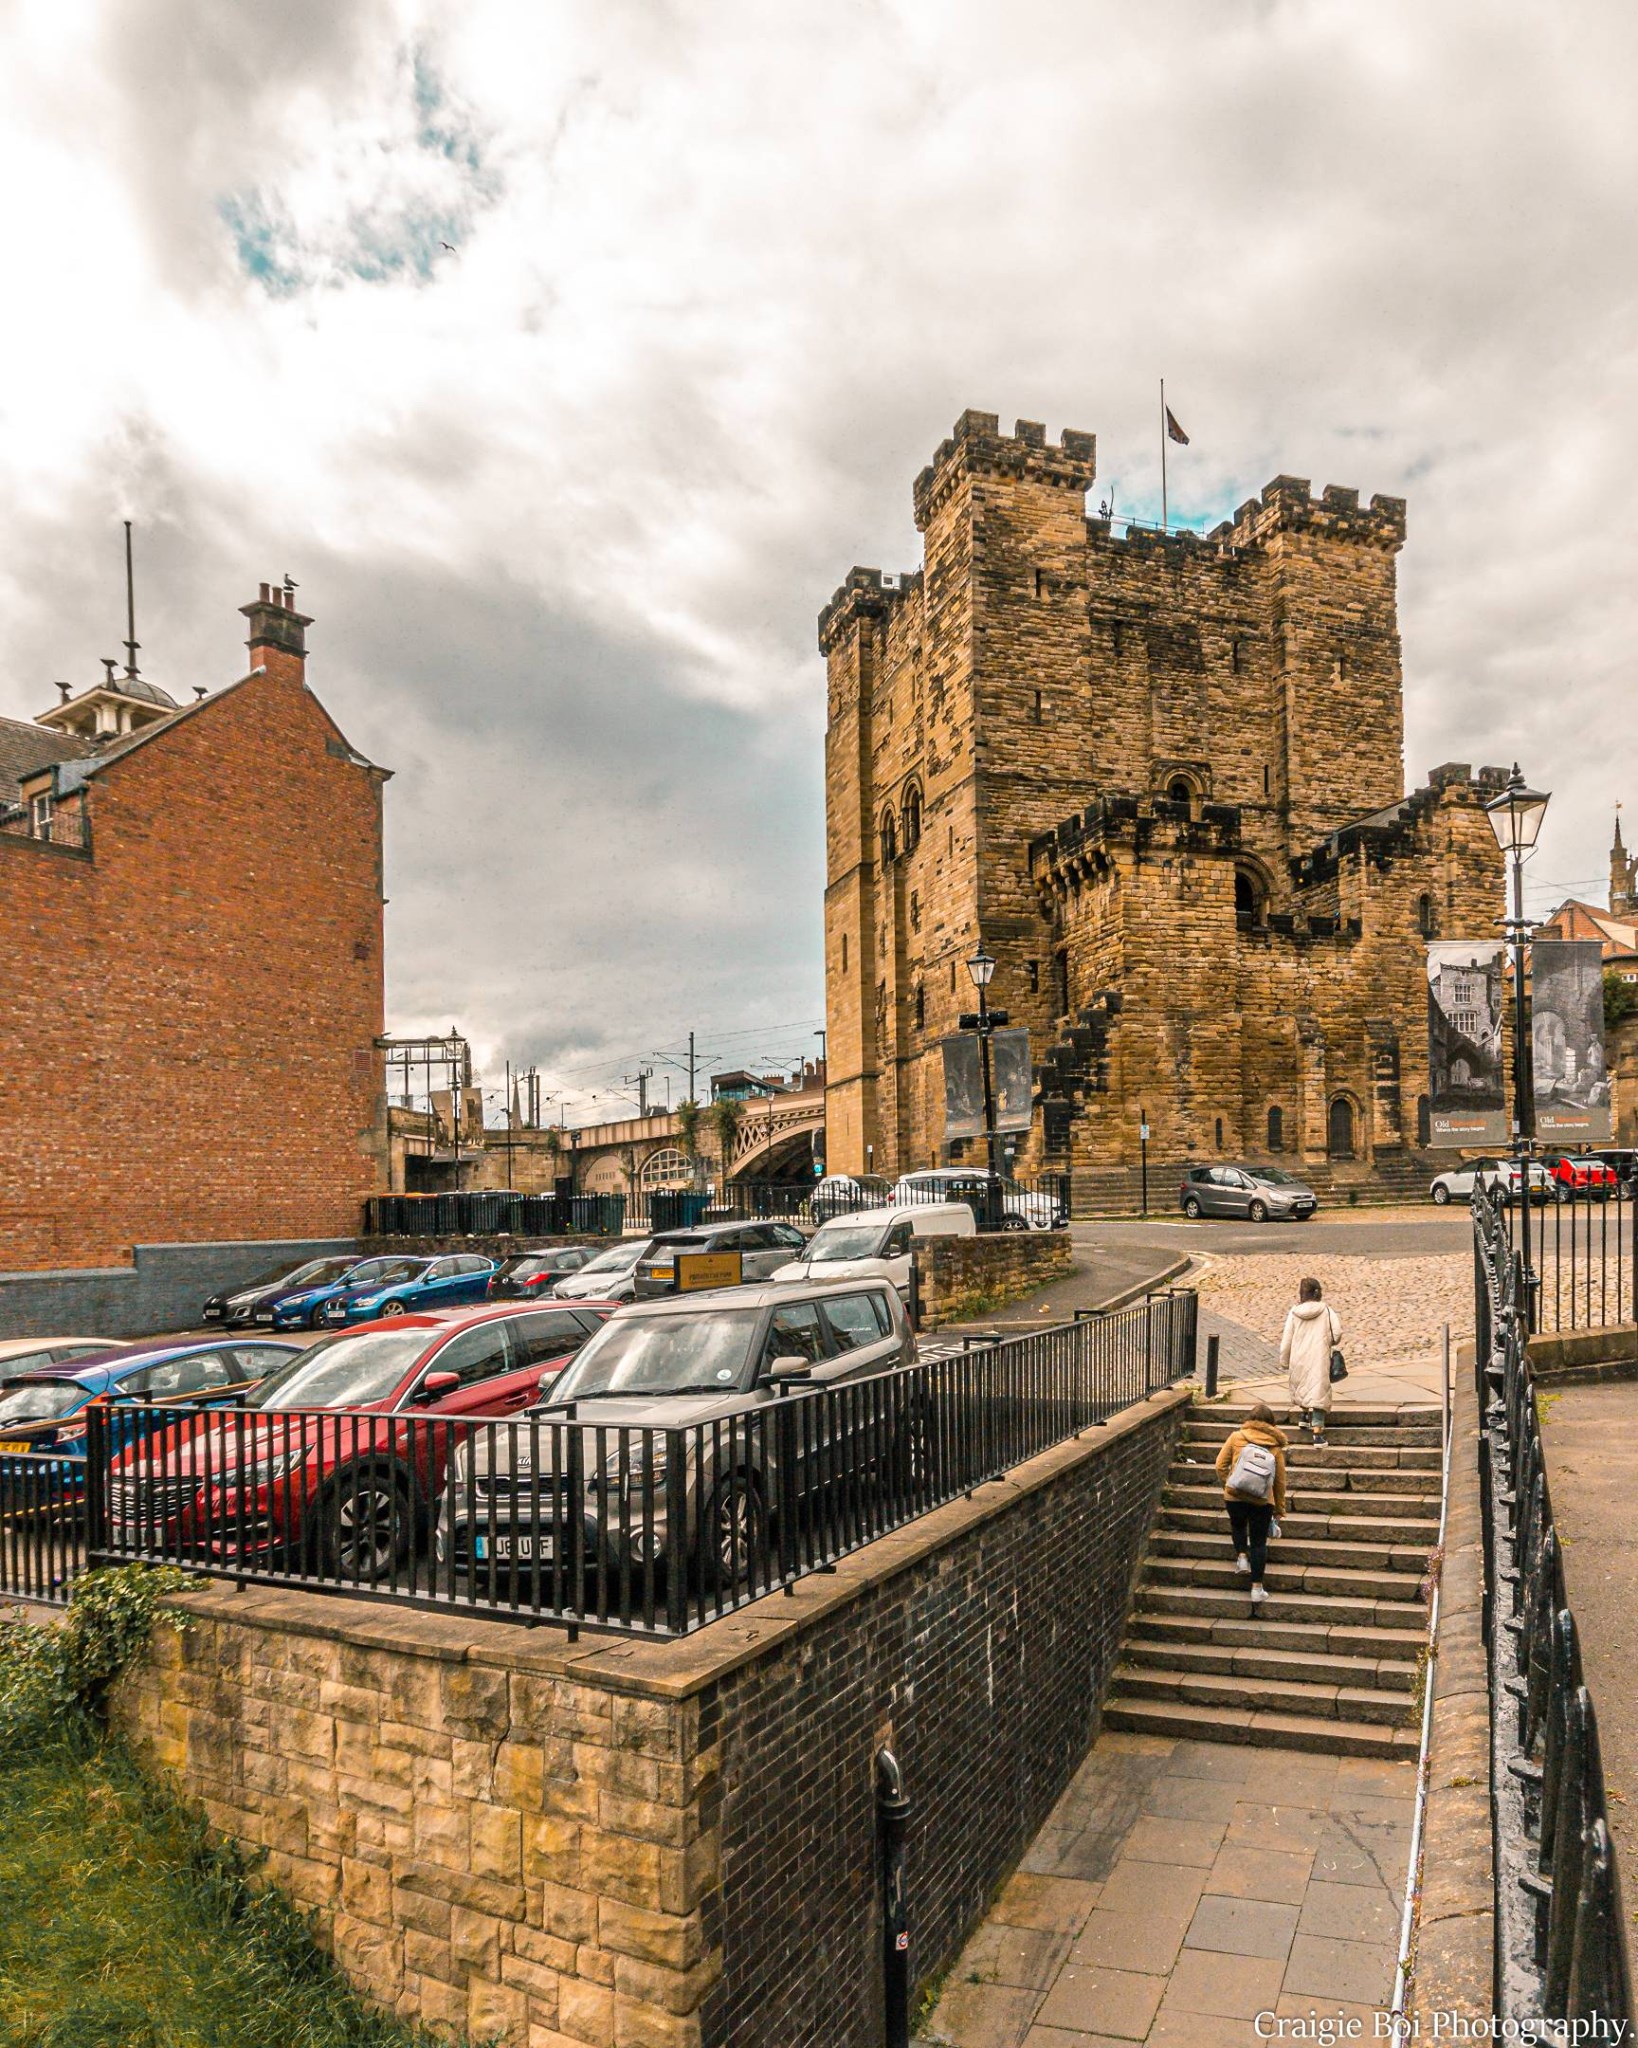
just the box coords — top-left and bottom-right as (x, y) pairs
(1541, 1153), (1619, 1202)
(105, 1302), (616, 1581)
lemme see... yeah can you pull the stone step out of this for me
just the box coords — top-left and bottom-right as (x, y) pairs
(1145, 1556), (1426, 1602)
(1162, 1490), (1433, 1523)
(1172, 1444), (1441, 1473)
(1138, 1579), (1426, 1631)
(1110, 1661), (1416, 1727)
(1152, 1528), (1431, 1574)
(1203, 1402), (1440, 1428)
(1100, 1693), (1419, 1760)
(1128, 1609), (1426, 1662)
(1166, 1461), (1439, 1498)
(1118, 1634), (1419, 1694)
(1185, 1419), (1441, 1449)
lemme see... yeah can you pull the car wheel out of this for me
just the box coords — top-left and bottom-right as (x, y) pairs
(308, 1303), (331, 1327)
(892, 1402), (936, 1497)
(1248, 1200), (1269, 1223)
(379, 1299), (408, 1317)
(319, 1463), (413, 1583)
(999, 1214), (1028, 1233)
(700, 1472), (767, 1592)
(1431, 1184), (1450, 1206)
(1182, 1197), (1203, 1219)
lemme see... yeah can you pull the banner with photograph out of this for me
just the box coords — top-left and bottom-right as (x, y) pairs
(992, 1027), (1036, 1134)
(942, 1028), (1036, 1141)
(1426, 942), (1508, 1146)
(1532, 938), (1613, 1142)
(941, 1034), (985, 1141)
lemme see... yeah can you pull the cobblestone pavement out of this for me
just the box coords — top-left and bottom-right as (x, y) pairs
(921, 1733), (1414, 2047)
(1189, 1250), (1471, 1401)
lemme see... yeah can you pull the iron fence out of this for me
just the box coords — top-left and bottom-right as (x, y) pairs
(0, 1450), (87, 1606)
(1474, 1189), (1632, 2024)
(364, 1174), (1074, 1242)
(1502, 1180), (1637, 1336)
(1, 1291), (1194, 1628)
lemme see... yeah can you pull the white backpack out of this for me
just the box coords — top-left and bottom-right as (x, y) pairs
(1226, 1440), (1277, 1502)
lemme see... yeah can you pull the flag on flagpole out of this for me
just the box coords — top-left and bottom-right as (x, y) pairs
(1165, 407), (1190, 446)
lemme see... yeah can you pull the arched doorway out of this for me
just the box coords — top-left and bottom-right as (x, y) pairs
(1327, 1096), (1357, 1159)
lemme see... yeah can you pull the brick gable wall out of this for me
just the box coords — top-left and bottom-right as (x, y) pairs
(0, 654), (386, 1269)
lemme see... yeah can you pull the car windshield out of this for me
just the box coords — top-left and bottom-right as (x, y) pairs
(575, 1241), (647, 1276)
(549, 1309), (762, 1399)
(804, 1222), (889, 1262)
(1248, 1168), (1301, 1186)
(345, 1259), (424, 1289)
(0, 1379), (85, 1425)
(245, 1330), (430, 1411)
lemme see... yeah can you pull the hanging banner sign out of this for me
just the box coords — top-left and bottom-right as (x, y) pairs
(1426, 942), (1508, 1146)
(1532, 938), (1613, 1142)
(941, 1034), (985, 1141)
(992, 1027), (1036, 1135)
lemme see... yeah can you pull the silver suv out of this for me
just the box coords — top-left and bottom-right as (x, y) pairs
(439, 1277), (913, 1589)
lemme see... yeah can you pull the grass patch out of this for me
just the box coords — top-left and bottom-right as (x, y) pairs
(0, 1571), (459, 2048)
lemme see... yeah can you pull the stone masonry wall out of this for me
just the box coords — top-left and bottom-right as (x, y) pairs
(914, 1228), (1073, 1327)
(113, 1386), (1188, 2048)
(819, 411), (1507, 1187)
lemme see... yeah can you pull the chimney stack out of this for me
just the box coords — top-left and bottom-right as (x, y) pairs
(240, 579), (313, 674)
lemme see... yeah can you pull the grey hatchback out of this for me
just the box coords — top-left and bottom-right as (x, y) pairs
(1179, 1164), (1318, 1221)
(632, 1221), (810, 1297)
(439, 1277), (913, 1588)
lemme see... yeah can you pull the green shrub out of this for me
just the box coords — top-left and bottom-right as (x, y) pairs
(0, 1563), (197, 1743)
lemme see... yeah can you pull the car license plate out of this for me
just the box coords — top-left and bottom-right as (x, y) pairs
(254, 1312), (274, 1323)
(0, 1440), (31, 1453)
(474, 1533), (553, 1562)
(203, 1307), (222, 1319)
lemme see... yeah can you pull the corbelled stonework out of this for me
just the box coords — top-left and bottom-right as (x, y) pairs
(821, 410), (1508, 1200)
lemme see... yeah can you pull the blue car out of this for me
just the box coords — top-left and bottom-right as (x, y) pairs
(268, 1256), (424, 1330)
(316, 1252), (499, 1328)
(0, 1335), (302, 1467)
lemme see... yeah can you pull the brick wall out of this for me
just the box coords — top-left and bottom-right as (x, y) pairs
(0, 611), (387, 1272)
(114, 1386), (1187, 2048)
(914, 1229), (1073, 1326)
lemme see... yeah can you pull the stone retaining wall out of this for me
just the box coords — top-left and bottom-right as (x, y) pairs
(112, 1385), (1188, 2048)
(915, 1229), (1074, 1327)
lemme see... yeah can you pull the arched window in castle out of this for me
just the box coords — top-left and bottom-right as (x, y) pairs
(879, 810), (897, 866)
(901, 783), (923, 855)
(1168, 777), (1194, 811)
(1267, 1106), (1284, 1152)
(1328, 1096), (1357, 1159)
(1417, 892), (1436, 939)
(1235, 868), (1267, 932)
(640, 1147), (692, 1189)
(914, 983), (925, 1031)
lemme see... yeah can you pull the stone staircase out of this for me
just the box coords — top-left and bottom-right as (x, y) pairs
(1102, 1401), (1441, 1757)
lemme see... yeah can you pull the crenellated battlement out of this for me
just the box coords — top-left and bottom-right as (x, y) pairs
(1209, 475), (1407, 553)
(817, 564), (919, 655)
(912, 410), (1097, 532)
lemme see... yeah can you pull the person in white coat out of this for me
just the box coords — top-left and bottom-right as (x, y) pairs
(1280, 1276), (1341, 1444)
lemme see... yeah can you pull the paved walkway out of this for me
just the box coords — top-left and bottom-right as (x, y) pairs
(922, 1731), (1413, 2046)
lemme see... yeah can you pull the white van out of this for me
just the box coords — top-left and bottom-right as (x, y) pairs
(769, 1203), (975, 1297)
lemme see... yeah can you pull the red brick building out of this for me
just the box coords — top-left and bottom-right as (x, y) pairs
(0, 584), (389, 1274)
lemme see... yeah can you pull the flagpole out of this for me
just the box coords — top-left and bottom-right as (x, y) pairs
(1160, 378), (1168, 532)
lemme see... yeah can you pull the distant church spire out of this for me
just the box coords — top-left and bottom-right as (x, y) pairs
(1614, 806), (1636, 918)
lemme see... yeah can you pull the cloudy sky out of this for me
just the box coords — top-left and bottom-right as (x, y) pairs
(2, 0), (1633, 1123)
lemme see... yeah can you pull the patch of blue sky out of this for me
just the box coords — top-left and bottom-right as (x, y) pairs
(217, 196), (302, 297)
(346, 209), (466, 285)
(412, 47), (484, 174)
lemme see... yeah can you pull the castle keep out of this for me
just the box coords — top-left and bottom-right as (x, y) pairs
(820, 410), (1507, 1201)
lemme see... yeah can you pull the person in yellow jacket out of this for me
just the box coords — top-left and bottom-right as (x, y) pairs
(1214, 1401), (1288, 1608)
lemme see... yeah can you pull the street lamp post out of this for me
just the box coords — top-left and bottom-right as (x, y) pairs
(1485, 764), (1551, 1326)
(961, 945), (1008, 1230)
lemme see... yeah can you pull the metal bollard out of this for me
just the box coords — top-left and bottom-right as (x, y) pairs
(1204, 1333), (1220, 1398)
(876, 1748), (911, 2048)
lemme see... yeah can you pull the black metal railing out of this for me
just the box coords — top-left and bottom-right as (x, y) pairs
(1503, 1180), (1637, 1336)
(0, 1291), (1194, 1627)
(365, 1174), (1074, 1242)
(0, 1450), (88, 1605)
(1474, 1189), (1632, 2023)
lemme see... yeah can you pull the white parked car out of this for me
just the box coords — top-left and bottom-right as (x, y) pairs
(770, 1202), (976, 1297)
(890, 1170), (1067, 1231)
(1428, 1157), (1550, 1206)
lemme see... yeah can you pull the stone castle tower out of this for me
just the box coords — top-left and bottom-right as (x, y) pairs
(1612, 814), (1636, 919)
(820, 410), (1508, 1200)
